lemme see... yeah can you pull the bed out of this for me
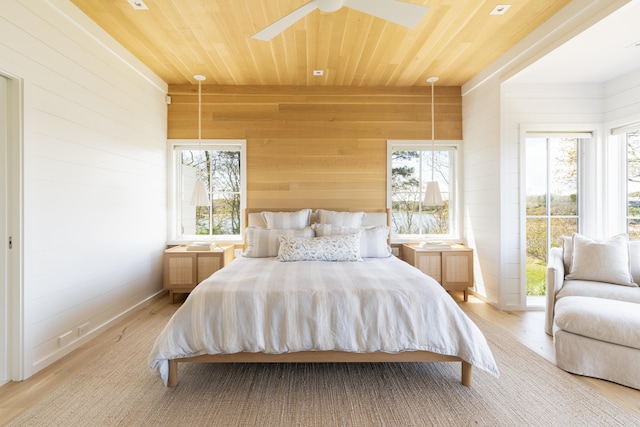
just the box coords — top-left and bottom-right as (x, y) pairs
(149, 209), (499, 387)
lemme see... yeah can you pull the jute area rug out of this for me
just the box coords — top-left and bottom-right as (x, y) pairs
(8, 304), (639, 427)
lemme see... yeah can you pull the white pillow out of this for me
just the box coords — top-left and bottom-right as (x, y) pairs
(261, 209), (312, 229)
(313, 223), (391, 258)
(276, 233), (362, 262)
(316, 209), (365, 227)
(565, 233), (637, 287)
(360, 225), (392, 258)
(243, 227), (314, 258)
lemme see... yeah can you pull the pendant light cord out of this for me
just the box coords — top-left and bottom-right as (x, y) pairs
(426, 76), (438, 183)
(430, 78), (435, 182)
(198, 79), (202, 142)
(193, 74), (206, 145)
(190, 74), (209, 207)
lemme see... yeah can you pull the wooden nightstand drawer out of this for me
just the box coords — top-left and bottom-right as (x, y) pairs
(163, 245), (234, 303)
(403, 244), (474, 301)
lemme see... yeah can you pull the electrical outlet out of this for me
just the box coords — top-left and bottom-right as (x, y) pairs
(58, 331), (73, 348)
(78, 322), (90, 337)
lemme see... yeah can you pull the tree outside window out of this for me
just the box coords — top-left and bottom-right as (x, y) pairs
(627, 130), (640, 238)
(390, 147), (453, 237)
(175, 143), (244, 239)
(525, 136), (581, 296)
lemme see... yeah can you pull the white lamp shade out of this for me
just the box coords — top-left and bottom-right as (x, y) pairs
(190, 180), (210, 206)
(424, 181), (444, 206)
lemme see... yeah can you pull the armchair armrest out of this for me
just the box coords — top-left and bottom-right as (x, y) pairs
(545, 247), (565, 336)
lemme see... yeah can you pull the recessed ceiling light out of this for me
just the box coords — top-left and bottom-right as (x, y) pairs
(490, 4), (511, 15)
(127, 0), (149, 10)
(313, 70), (324, 76)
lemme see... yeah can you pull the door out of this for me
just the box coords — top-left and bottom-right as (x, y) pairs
(525, 135), (583, 303)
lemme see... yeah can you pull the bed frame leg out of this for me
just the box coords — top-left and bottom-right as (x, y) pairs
(167, 360), (178, 387)
(461, 361), (472, 387)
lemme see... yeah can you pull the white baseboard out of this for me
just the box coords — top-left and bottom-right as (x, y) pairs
(467, 289), (499, 307)
(30, 290), (166, 376)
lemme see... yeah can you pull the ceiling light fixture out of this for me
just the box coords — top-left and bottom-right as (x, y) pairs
(490, 4), (511, 15)
(190, 74), (210, 207)
(127, 0), (149, 10)
(313, 70), (324, 76)
(423, 76), (443, 207)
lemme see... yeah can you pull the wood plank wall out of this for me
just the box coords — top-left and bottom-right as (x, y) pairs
(167, 85), (462, 211)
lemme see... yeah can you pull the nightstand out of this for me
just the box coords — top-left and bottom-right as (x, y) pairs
(163, 245), (234, 303)
(402, 244), (474, 301)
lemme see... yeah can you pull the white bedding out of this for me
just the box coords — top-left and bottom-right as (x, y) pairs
(149, 255), (499, 385)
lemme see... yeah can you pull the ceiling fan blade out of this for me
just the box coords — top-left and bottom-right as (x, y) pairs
(252, 1), (319, 41)
(343, 0), (429, 29)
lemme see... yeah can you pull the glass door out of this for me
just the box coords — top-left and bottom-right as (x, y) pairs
(525, 136), (581, 298)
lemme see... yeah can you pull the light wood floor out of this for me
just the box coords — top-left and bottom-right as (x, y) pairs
(1, 291), (639, 424)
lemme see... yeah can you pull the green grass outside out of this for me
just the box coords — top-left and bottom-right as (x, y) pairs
(526, 258), (547, 296)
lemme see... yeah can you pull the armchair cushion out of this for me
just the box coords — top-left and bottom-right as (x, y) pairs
(565, 233), (636, 287)
(554, 296), (640, 350)
(557, 280), (640, 304)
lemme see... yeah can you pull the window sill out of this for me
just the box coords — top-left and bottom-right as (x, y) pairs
(391, 236), (463, 245)
(167, 237), (244, 247)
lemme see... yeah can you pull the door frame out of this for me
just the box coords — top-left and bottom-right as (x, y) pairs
(0, 73), (7, 384)
(520, 125), (595, 309)
(1, 71), (24, 383)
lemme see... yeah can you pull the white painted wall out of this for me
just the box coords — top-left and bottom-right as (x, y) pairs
(493, 73), (640, 309)
(499, 83), (605, 308)
(603, 70), (640, 237)
(461, 76), (502, 307)
(1, 0), (168, 378)
(606, 71), (640, 126)
(461, 0), (630, 309)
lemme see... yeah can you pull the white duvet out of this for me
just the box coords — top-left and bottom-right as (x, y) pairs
(149, 256), (499, 385)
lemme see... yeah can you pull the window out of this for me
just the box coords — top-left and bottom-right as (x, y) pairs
(525, 135), (584, 296)
(169, 140), (246, 242)
(388, 141), (458, 240)
(625, 129), (640, 238)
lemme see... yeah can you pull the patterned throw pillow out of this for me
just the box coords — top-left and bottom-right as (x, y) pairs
(276, 233), (362, 262)
(313, 224), (391, 258)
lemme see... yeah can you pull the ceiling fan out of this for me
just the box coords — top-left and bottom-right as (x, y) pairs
(252, 0), (429, 41)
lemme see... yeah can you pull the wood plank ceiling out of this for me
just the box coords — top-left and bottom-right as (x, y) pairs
(70, 0), (571, 87)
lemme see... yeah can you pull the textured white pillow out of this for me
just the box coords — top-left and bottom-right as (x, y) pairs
(566, 233), (637, 287)
(261, 209), (312, 229)
(313, 224), (391, 258)
(360, 225), (392, 258)
(276, 233), (362, 262)
(316, 209), (365, 227)
(243, 227), (314, 258)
